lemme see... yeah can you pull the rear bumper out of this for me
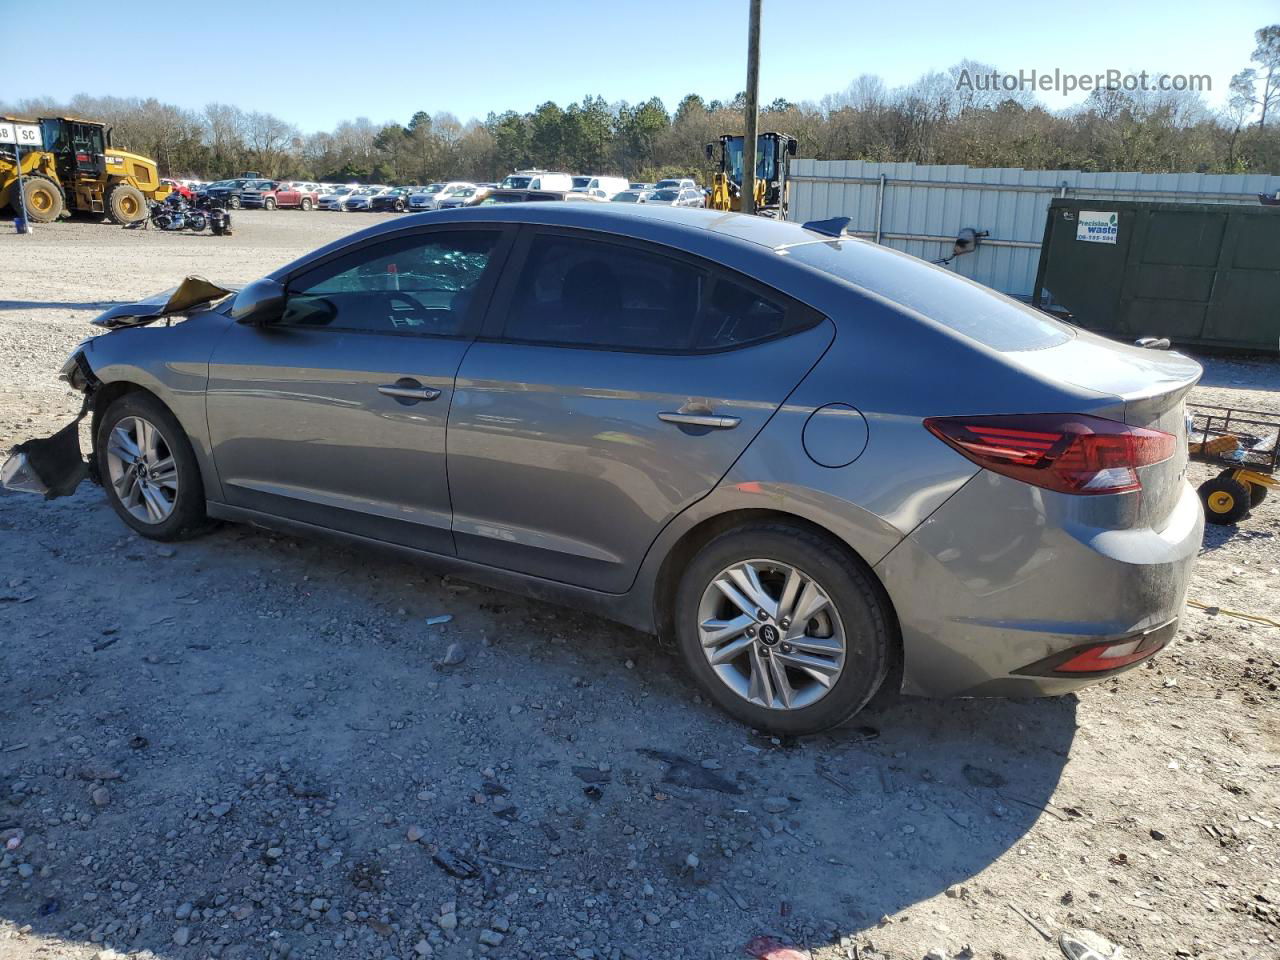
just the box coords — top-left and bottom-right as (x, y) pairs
(874, 473), (1204, 698)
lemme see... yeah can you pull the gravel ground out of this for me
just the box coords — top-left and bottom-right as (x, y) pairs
(1, 213), (1278, 960)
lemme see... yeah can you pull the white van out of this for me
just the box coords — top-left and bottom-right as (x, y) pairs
(500, 170), (574, 192)
(573, 175), (630, 200)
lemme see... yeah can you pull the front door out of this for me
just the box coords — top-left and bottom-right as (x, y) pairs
(205, 225), (509, 554)
(447, 228), (833, 592)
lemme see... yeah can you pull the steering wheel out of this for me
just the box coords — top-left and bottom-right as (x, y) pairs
(386, 292), (435, 329)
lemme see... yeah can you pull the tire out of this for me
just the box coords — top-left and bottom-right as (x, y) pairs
(1198, 474), (1251, 525)
(674, 523), (893, 735)
(106, 183), (147, 224)
(13, 174), (64, 222)
(228, 196), (241, 209)
(186, 212), (207, 233)
(1249, 483), (1269, 509)
(263, 197), (276, 210)
(299, 197), (313, 211)
(394, 200), (404, 212)
(96, 391), (211, 541)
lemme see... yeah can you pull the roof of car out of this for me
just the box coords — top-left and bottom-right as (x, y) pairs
(424, 203), (825, 250)
(266, 204), (849, 289)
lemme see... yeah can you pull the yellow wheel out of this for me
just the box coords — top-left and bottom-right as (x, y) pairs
(1198, 475), (1250, 525)
(1207, 491), (1234, 512)
(15, 175), (64, 222)
(106, 183), (147, 224)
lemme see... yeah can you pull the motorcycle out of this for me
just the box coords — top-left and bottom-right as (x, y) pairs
(149, 194), (207, 233)
(197, 195), (233, 236)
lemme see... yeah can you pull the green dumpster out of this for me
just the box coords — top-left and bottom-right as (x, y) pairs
(1033, 198), (1280, 352)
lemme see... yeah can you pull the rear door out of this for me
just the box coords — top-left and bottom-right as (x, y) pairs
(205, 225), (511, 554)
(447, 227), (833, 592)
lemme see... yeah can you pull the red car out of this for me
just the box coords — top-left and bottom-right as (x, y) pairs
(160, 179), (193, 200)
(239, 181), (320, 211)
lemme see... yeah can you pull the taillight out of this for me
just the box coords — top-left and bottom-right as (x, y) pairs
(1054, 637), (1160, 672)
(924, 413), (1175, 495)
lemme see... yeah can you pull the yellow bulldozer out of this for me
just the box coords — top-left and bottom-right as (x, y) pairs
(705, 131), (797, 217)
(0, 116), (169, 224)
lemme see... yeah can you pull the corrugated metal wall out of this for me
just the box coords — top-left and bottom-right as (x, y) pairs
(787, 160), (1280, 299)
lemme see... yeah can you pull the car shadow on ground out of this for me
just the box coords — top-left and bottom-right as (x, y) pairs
(0, 490), (1076, 957)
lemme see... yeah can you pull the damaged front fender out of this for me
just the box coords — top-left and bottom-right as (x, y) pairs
(4, 347), (102, 500)
(91, 275), (236, 330)
(2, 401), (91, 500)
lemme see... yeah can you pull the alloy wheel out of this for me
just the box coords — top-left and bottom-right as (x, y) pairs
(104, 416), (179, 524)
(696, 559), (846, 710)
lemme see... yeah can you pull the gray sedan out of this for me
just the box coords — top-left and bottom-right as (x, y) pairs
(42, 204), (1203, 734)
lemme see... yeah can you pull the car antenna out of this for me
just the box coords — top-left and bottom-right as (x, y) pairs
(802, 216), (851, 238)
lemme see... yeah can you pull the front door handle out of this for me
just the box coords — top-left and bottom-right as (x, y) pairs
(378, 380), (441, 402)
(658, 411), (741, 430)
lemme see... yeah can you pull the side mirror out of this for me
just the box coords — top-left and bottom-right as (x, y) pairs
(704, 143), (715, 161)
(230, 278), (287, 326)
(787, 138), (797, 156)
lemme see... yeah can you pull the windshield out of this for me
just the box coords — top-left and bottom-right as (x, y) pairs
(723, 135), (778, 185)
(502, 175), (532, 189)
(612, 192), (641, 202)
(787, 239), (1072, 352)
(422, 184), (444, 194)
(650, 189), (679, 201)
(654, 180), (679, 189)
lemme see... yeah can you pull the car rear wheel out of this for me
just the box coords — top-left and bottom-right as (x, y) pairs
(300, 197), (313, 211)
(674, 523), (892, 734)
(97, 392), (211, 541)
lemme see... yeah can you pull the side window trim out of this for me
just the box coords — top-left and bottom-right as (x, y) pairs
(279, 224), (517, 340)
(480, 225), (823, 355)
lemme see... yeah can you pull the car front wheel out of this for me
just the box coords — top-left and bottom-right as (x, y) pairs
(97, 391), (211, 541)
(675, 523), (893, 734)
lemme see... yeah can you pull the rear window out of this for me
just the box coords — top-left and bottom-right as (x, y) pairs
(786, 239), (1071, 352)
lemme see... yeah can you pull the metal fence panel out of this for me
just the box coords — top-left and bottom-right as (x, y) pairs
(787, 160), (1280, 299)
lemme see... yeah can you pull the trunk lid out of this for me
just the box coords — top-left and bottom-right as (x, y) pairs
(1007, 327), (1201, 528)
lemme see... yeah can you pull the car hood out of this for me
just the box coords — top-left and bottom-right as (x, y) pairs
(91, 277), (238, 329)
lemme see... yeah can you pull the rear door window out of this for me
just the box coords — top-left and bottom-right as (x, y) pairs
(498, 232), (818, 352)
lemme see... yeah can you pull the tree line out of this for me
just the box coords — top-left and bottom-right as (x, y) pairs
(4, 27), (1277, 185)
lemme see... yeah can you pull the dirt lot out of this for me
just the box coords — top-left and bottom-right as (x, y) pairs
(1, 212), (1278, 960)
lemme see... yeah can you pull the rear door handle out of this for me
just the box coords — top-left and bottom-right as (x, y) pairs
(658, 412), (740, 430)
(378, 381), (441, 402)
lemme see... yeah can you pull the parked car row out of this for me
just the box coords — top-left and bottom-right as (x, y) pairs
(165, 170), (711, 215)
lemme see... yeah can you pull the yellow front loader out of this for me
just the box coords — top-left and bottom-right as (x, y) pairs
(704, 132), (797, 216)
(0, 116), (169, 224)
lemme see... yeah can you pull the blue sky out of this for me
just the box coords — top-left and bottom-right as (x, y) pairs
(8, 0), (1274, 131)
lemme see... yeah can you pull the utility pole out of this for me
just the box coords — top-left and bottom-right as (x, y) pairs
(741, 0), (761, 216)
